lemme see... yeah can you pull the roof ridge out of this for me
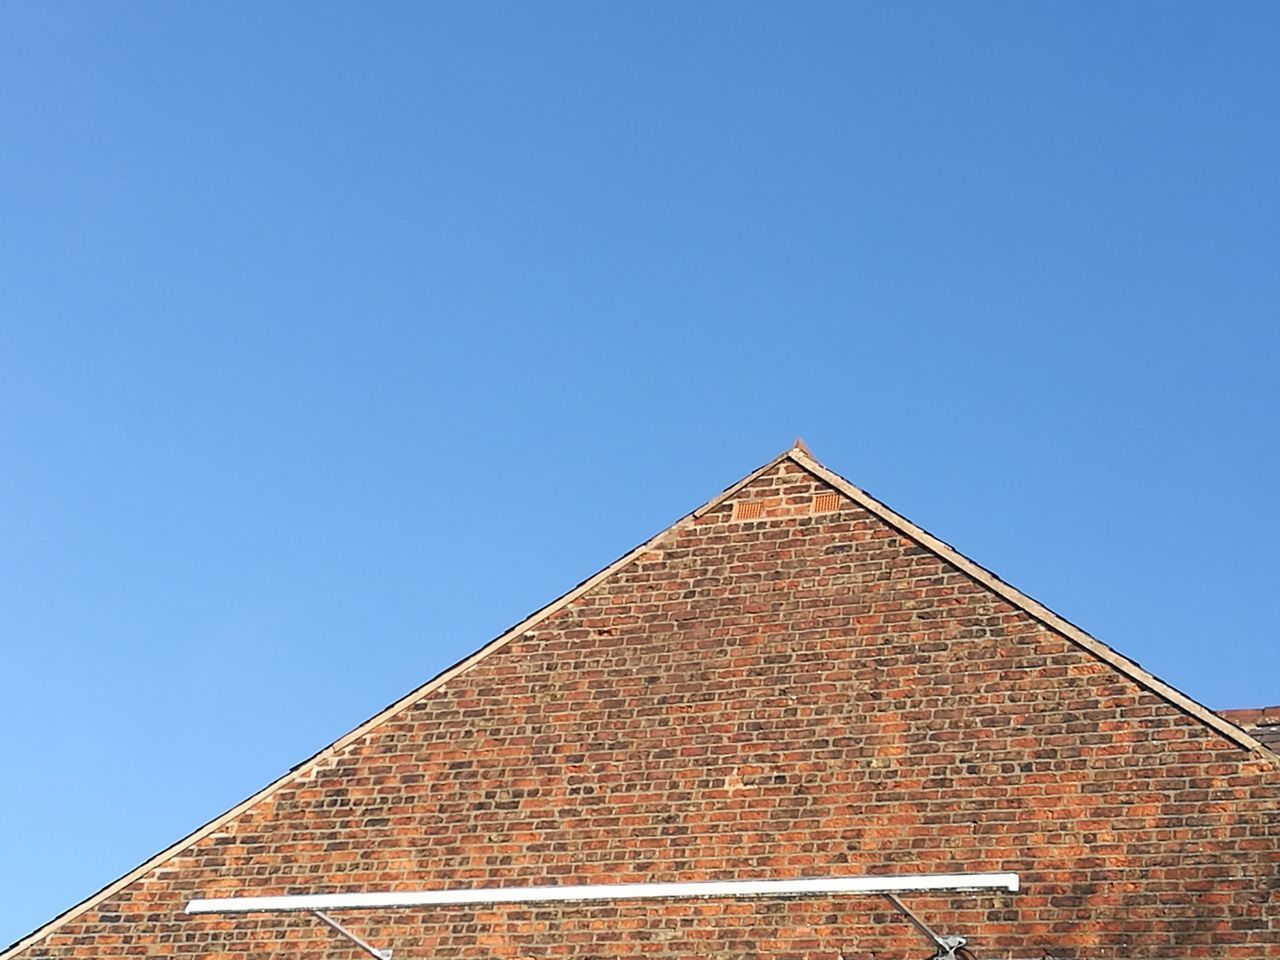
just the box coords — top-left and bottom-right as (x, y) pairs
(1219, 706), (1280, 726)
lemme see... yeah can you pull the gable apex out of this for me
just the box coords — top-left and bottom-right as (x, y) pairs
(693, 444), (1271, 761)
(4, 444), (1274, 959)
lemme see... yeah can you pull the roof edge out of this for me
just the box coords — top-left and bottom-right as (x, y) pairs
(2, 448), (796, 959)
(8, 443), (1270, 956)
(785, 447), (1276, 762)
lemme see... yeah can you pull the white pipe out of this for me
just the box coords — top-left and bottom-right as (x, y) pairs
(186, 872), (1019, 914)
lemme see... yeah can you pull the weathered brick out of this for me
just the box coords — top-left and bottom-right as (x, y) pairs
(6, 454), (1279, 960)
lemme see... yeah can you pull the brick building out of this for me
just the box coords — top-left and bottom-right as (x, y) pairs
(5, 444), (1278, 959)
(1219, 708), (1280, 754)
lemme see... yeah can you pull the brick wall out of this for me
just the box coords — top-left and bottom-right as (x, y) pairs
(11, 459), (1279, 959)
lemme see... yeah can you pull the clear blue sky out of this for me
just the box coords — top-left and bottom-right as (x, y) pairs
(2, 1), (1278, 947)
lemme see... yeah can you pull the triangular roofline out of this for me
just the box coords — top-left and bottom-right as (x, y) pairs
(4, 444), (1271, 958)
(784, 446), (1273, 759)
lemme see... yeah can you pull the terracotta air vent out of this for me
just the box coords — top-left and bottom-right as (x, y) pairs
(812, 492), (841, 514)
(733, 501), (763, 521)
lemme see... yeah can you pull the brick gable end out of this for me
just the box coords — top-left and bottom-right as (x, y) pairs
(12, 457), (1280, 960)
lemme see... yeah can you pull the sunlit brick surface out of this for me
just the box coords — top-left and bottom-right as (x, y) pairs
(16, 460), (1280, 959)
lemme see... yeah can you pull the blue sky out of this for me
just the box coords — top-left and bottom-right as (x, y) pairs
(2, 1), (1278, 947)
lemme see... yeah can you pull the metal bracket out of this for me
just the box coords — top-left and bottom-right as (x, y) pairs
(883, 894), (970, 960)
(311, 910), (393, 959)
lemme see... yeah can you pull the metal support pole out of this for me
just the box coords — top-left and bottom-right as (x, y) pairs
(883, 894), (969, 960)
(311, 910), (393, 960)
